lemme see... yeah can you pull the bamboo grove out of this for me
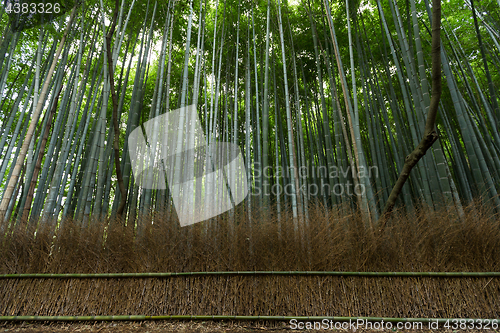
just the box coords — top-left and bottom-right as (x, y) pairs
(0, 0), (499, 234)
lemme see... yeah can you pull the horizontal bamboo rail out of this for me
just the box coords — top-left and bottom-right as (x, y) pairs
(0, 315), (499, 323)
(1, 271), (499, 278)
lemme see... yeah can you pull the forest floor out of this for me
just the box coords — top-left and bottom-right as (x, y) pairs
(1, 321), (498, 333)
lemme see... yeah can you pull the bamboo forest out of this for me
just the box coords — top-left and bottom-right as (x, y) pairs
(1, 0), (499, 229)
(1, 0), (500, 326)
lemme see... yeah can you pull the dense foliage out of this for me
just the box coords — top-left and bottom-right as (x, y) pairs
(0, 0), (499, 231)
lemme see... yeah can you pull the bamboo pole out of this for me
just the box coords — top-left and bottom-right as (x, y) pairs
(1, 271), (499, 279)
(381, 0), (442, 218)
(0, 315), (498, 323)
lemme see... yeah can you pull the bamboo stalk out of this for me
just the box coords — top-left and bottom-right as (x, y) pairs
(0, 315), (498, 323)
(1, 271), (499, 279)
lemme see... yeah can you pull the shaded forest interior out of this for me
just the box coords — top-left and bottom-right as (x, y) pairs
(0, 0), (499, 228)
(2, 0), (500, 322)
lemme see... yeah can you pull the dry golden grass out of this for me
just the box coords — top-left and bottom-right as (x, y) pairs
(2, 201), (499, 273)
(0, 202), (499, 319)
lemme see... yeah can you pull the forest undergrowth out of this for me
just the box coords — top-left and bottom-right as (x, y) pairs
(1, 200), (500, 274)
